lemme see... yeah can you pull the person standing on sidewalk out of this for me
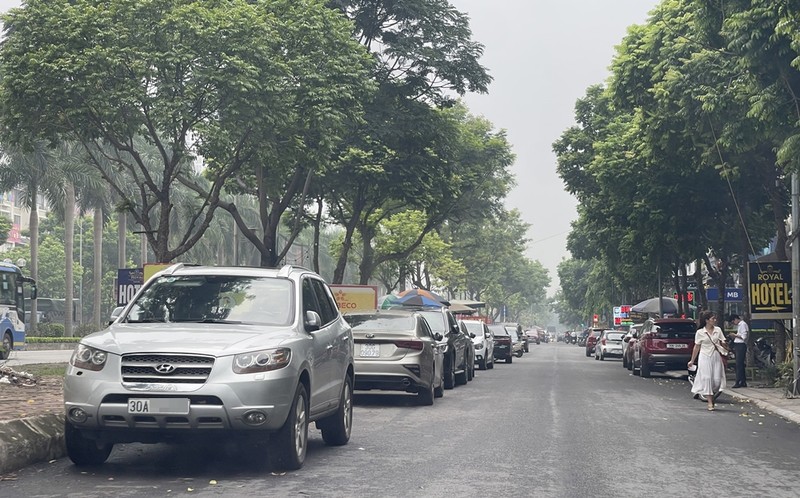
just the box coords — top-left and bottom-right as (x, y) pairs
(728, 314), (749, 388)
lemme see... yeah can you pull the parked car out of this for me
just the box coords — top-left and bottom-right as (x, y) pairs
(346, 309), (444, 405)
(622, 324), (643, 369)
(63, 264), (355, 471)
(584, 328), (604, 356)
(488, 324), (513, 363)
(461, 320), (494, 370)
(631, 318), (696, 378)
(595, 329), (626, 360)
(417, 308), (473, 388)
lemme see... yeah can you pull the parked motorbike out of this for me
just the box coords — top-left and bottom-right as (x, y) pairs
(754, 337), (776, 369)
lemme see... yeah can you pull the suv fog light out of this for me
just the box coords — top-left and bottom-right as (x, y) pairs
(243, 411), (267, 426)
(68, 407), (88, 423)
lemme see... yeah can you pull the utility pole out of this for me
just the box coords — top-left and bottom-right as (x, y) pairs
(792, 173), (799, 396)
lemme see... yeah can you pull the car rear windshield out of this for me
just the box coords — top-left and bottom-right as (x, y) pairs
(653, 322), (696, 338)
(488, 325), (509, 336)
(461, 321), (484, 334)
(346, 314), (415, 331)
(605, 333), (625, 341)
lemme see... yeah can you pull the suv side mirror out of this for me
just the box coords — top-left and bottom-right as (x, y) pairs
(305, 311), (322, 331)
(433, 332), (444, 341)
(109, 306), (124, 325)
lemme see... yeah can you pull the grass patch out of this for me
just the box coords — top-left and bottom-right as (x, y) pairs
(8, 363), (68, 377)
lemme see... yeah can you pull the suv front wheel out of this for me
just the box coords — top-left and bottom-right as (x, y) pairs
(65, 420), (113, 466)
(269, 383), (309, 471)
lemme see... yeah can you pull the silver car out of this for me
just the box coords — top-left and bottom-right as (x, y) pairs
(347, 310), (444, 405)
(460, 320), (494, 370)
(63, 264), (354, 471)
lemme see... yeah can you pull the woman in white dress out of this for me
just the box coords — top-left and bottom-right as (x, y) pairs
(687, 311), (729, 411)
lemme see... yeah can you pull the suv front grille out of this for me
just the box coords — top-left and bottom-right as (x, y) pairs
(121, 354), (215, 384)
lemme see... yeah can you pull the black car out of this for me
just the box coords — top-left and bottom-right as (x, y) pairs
(488, 324), (513, 363)
(417, 308), (474, 388)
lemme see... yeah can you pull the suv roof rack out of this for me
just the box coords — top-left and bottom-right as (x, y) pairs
(277, 264), (313, 277)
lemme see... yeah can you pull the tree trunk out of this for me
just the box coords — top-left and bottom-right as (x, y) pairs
(64, 183), (75, 338)
(118, 211), (126, 268)
(312, 197), (323, 274)
(93, 207), (103, 331)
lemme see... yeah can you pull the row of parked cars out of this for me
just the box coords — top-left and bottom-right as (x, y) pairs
(580, 318), (698, 377)
(345, 309), (532, 406)
(64, 262), (536, 472)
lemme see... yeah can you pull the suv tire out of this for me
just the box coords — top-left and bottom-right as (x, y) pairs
(320, 377), (353, 446)
(269, 383), (308, 471)
(506, 355), (513, 364)
(65, 420), (113, 466)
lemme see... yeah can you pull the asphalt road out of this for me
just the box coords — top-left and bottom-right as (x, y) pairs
(5, 343), (800, 497)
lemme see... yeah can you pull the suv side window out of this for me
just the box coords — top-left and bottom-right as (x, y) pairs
(311, 278), (338, 325)
(302, 278), (320, 318)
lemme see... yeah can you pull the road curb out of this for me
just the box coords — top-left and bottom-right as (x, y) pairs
(0, 413), (65, 475)
(724, 389), (800, 425)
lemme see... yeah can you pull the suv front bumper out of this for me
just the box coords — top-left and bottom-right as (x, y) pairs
(63, 355), (299, 439)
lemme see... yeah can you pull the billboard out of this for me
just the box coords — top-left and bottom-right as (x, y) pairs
(330, 285), (378, 313)
(748, 261), (792, 320)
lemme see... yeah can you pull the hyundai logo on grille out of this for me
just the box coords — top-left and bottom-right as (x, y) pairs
(154, 363), (177, 374)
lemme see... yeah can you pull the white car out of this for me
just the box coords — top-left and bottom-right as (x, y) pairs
(459, 320), (494, 370)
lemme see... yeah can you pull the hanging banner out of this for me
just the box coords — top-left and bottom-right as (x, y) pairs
(748, 261), (792, 319)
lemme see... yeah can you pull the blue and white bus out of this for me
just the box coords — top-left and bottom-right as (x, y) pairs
(0, 261), (37, 360)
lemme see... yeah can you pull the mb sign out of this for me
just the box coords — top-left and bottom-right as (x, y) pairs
(117, 268), (144, 307)
(748, 261), (792, 320)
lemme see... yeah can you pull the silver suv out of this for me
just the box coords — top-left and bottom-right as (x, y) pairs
(63, 264), (354, 471)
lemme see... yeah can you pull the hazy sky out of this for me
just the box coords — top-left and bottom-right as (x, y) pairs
(449, 0), (660, 294)
(0, 0), (661, 294)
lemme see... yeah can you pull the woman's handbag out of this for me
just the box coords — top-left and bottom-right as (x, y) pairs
(706, 330), (729, 367)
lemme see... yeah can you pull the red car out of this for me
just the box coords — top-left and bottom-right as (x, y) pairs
(631, 318), (696, 377)
(584, 328), (604, 357)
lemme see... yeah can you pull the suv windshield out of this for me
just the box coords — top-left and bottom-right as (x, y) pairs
(653, 322), (696, 339)
(126, 275), (294, 326)
(488, 325), (508, 336)
(419, 311), (446, 333)
(461, 321), (484, 334)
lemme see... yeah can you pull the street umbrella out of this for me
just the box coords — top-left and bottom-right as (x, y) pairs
(392, 288), (450, 308)
(631, 296), (694, 315)
(378, 294), (400, 309)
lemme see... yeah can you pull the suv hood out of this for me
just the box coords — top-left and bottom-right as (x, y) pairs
(80, 323), (299, 357)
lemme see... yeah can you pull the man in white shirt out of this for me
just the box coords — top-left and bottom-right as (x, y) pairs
(728, 314), (749, 388)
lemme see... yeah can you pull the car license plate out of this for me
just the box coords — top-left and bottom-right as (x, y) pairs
(360, 343), (380, 357)
(128, 398), (190, 415)
(666, 343), (688, 349)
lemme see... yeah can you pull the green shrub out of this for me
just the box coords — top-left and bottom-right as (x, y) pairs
(31, 323), (65, 337)
(26, 336), (81, 343)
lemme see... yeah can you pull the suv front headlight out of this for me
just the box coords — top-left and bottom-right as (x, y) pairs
(233, 348), (292, 374)
(71, 344), (108, 371)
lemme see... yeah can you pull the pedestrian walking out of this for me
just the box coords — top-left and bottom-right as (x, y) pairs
(688, 311), (729, 411)
(728, 314), (749, 388)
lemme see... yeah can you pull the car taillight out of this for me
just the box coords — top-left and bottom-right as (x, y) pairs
(394, 340), (424, 351)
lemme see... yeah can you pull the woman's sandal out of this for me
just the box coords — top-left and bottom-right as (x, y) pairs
(708, 406), (715, 411)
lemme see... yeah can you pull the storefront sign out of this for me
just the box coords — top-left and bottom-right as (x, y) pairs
(331, 285), (378, 312)
(748, 261), (792, 319)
